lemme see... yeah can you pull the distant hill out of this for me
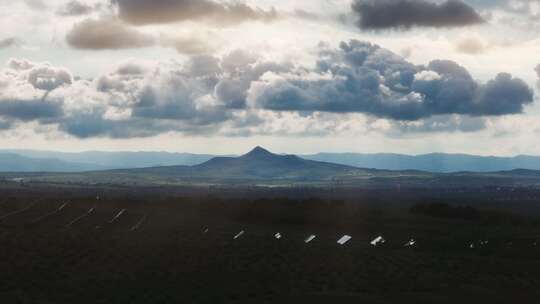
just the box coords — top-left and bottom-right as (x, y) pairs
(302, 153), (540, 173)
(0, 153), (101, 172)
(122, 147), (364, 181)
(1, 150), (215, 171)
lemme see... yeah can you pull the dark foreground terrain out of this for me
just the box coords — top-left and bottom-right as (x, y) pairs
(2, 183), (540, 303)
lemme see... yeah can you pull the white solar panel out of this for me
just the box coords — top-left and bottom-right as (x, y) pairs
(233, 230), (245, 239)
(30, 202), (69, 223)
(109, 209), (126, 223)
(66, 207), (95, 228)
(404, 239), (416, 247)
(305, 235), (316, 243)
(337, 235), (352, 245)
(370, 236), (385, 246)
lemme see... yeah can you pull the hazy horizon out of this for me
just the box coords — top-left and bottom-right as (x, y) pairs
(4, 146), (540, 158)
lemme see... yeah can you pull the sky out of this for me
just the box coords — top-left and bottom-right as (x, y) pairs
(0, 0), (539, 155)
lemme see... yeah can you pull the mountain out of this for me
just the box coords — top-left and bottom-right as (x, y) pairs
(301, 153), (540, 173)
(4, 148), (540, 174)
(6, 147), (540, 188)
(0, 153), (102, 172)
(126, 146), (364, 181)
(1, 150), (215, 170)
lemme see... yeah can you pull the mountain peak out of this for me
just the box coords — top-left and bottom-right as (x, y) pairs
(244, 146), (273, 157)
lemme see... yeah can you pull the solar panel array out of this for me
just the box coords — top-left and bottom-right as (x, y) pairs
(3, 199), (540, 251)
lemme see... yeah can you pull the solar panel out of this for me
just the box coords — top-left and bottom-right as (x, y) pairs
(0, 200), (39, 221)
(109, 209), (126, 224)
(66, 206), (95, 228)
(30, 202), (69, 223)
(130, 214), (147, 231)
(404, 239), (416, 247)
(337, 235), (352, 245)
(370, 236), (385, 246)
(305, 235), (316, 243)
(233, 230), (245, 239)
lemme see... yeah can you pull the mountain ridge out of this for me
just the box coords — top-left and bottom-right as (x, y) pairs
(0, 153), (105, 172)
(3, 148), (540, 173)
(302, 152), (540, 173)
(5, 147), (540, 187)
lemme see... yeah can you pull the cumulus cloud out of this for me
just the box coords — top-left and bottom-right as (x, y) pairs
(66, 18), (156, 50)
(0, 56), (269, 138)
(351, 0), (485, 30)
(0, 59), (70, 122)
(112, 0), (278, 26)
(7, 59), (73, 91)
(249, 40), (533, 120)
(0, 41), (534, 139)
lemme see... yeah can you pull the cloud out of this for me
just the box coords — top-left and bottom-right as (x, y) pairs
(249, 40), (533, 120)
(0, 37), (17, 49)
(216, 51), (292, 109)
(66, 18), (156, 50)
(390, 114), (487, 134)
(455, 36), (489, 54)
(468, 0), (540, 30)
(65, 18), (214, 54)
(0, 57), (259, 138)
(0, 41), (534, 139)
(57, 1), (96, 16)
(7, 58), (73, 91)
(351, 0), (484, 30)
(112, 0), (278, 26)
(0, 119), (11, 130)
(0, 59), (70, 121)
(0, 100), (63, 121)
(159, 34), (215, 55)
(475, 73), (533, 115)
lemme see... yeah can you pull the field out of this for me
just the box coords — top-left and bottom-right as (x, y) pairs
(1, 183), (540, 303)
